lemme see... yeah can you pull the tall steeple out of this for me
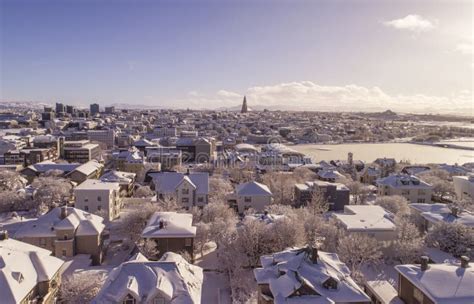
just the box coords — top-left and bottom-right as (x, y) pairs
(241, 95), (248, 113)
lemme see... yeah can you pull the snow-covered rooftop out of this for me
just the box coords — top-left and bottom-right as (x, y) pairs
(410, 203), (474, 227)
(150, 172), (209, 195)
(333, 205), (396, 232)
(93, 252), (203, 304)
(0, 236), (64, 303)
(74, 179), (120, 191)
(15, 206), (105, 238)
(395, 261), (474, 304)
(100, 170), (136, 185)
(141, 212), (196, 238)
(254, 247), (371, 304)
(376, 174), (432, 189)
(236, 181), (272, 196)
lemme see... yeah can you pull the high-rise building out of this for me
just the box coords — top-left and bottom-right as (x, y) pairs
(105, 106), (115, 114)
(241, 96), (248, 113)
(66, 105), (76, 115)
(55, 102), (65, 114)
(90, 103), (100, 116)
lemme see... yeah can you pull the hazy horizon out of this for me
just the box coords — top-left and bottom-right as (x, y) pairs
(1, 0), (472, 114)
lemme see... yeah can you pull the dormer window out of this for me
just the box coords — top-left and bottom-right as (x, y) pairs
(322, 277), (338, 290)
(122, 294), (136, 304)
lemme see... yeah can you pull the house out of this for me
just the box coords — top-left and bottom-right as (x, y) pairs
(395, 256), (473, 304)
(175, 137), (215, 163)
(374, 158), (396, 177)
(92, 252), (203, 304)
(357, 166), (381, 184)
(14, 206), (106, 264)
(254, 246), (371, 304)
(150, 172), (209, 209)
(333, 205), (397, 241)
(294, 180), (350, 211)
(146, 146), (182, 170)
(0, 230), (65, 304)
(453, 175), (474, 201)
(376, 174), (433, 204)
(402, 165), (432, 176)
(228, 181), (273, 214)
(100, 170), (136, 195)
(409, 203), (474, 231)
(65, 160), (104, 184)
(74, 179), (122, 221)
(317, 169), (346, 182)
(141, 212), (196, 261)
(114, 149), (149, 174)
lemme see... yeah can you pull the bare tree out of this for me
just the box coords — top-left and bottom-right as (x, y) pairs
(0, 190), (28, 212)
(194, 222), (211, 258)
(345, 181), (369, 204)
(387, 216), (425, 264)
(307, 191), (329, 216)
(0, 170), (26, 191)
(262, 172), (296, 205)
(157, 195), (180, 211)
(209, 176), (233, 201)
(133, 185), (155, 198)
(426, 222), (474, 258)
(60, 272), (105, 304)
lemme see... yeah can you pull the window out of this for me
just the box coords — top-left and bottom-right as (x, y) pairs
(84, 198), (88, 202)
(244, 196), (252, 203)
(97, 196), (102, 201)
(97, 205), (102, 211)
(122, 294), (136, 304)
(64, 234), (68, 240)
(153, 298), (165, 304)
(182, 189), (189, 195)
(182, 198), (189, 203)
(413, 287), (424, 303)
(197, 197), (204, 203)
(417, 199), (425, 203)
(62, 249), (67, 257)
(84, 206), (89, 211)
(185, 238), (192, 247)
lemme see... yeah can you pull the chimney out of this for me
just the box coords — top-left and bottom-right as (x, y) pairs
(451, 206), (459, 218)
(420, 256), (430, 271)
(159, 220), (164, 229)
(310, 246), (318, 264)
(460, 256), (470, 268)
(0, 230), (8, 240)
(60, 206), (68, 219)
(186, 168), (190, 175)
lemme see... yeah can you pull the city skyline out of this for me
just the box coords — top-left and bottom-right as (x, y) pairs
(1, 0), (472, 114)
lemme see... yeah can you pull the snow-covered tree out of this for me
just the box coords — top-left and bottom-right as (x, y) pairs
(0, 170), (26, 191)
(388, 216), (425, 264)
(194, 222), (211, 257)
(133, 185), (155, 198)
(157, 195), (180, 211)
(374, 195), (410, 216)
(60, 272), (104, 304)
(32, 176), (72, 213)
(426, 222), (474, 258)
(337, 233), (382, 273)
(0, 190), (27, 213)
(209, 176), (233, 201)
(262, 171), (296, 205)
(345, 181), (369, 204)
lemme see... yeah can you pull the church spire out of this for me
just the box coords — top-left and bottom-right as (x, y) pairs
(241, 95), (248, 113)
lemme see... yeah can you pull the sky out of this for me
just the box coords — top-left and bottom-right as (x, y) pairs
(0, 0), (473, 114)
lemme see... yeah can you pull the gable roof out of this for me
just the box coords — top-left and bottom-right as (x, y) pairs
(141, 212), (196, 238)
(93, 252), (203, 304)
(15, 206), (105, 238)
(66, 160), (103, 177)
(150, 172), (209, 195)
(236, 181), (272, 196)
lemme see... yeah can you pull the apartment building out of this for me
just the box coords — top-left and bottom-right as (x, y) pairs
(15, 206), (106, 264)
(87, 129), (115, 148)
(294, 180), (350, 211)
(376, 174), (433, 204)
(74, 179), (122, 221)
(61, 139), (101, 163)
(453, 175), (474, 201)
(228, 181), (273, 214)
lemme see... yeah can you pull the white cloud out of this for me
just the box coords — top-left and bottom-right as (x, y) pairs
(455, 42), (473, 55)
(384, 15), (436, 32)
(171, 81), (472, 115)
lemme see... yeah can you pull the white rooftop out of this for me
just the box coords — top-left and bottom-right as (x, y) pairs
(74, 179), (120, 191)
(410, 203), (474, 227)
(395, 261), (474, 304)
(334, 205), (396, 232)
(142, 212), (197, 238)
(236, 181), (272, 196)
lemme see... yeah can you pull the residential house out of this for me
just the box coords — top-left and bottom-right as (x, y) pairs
(0, 231), (65, 304)
(374, 158), (396, 177)
(21, 161), (81, 182)
(151, 172), (209, 209)
(100, 170), (136, 195)
(65, 160), (104, 184)
(333, 205), (397, 241)
(92, 252), (203, 304)
(357, 166), (381, 184)
(410, 203), (474, 231)
(15, 206), (106, 264)
(254, 246), (371, 304)
(141, 212), (196, 261)
(294, 180), (350, 211)
(228, 181), (273, 214)
(453, 175), (474, 201)
(74, 179), (122, 221)
(395, 256), (473, 304)
(376, 174), (433, 204)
